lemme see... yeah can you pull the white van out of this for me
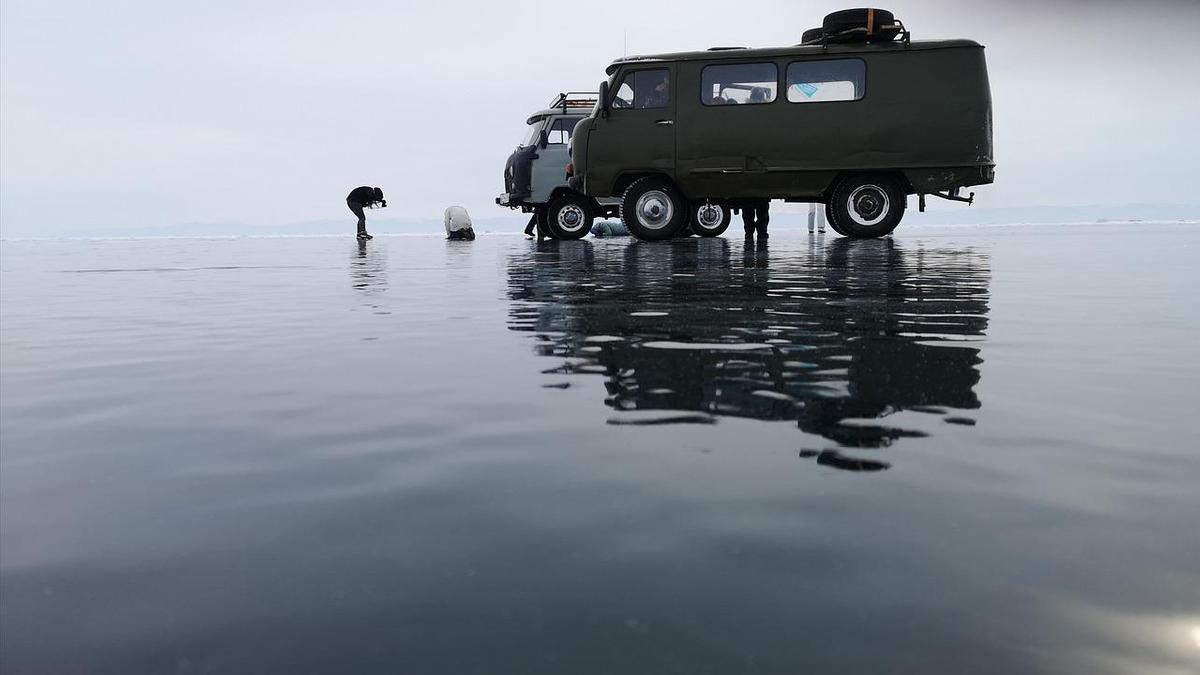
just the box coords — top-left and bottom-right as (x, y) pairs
(497, 93), (620, 239)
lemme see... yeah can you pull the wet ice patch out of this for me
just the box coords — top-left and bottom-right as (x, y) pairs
(641, 341), (772, 351)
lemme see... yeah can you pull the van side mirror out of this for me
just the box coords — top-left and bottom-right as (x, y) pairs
(598, 81), (610, 118)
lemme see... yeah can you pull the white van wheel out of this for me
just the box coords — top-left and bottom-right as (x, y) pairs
(690, 201), (731, 237)
(545, 194), (593, 240)
(620, 177), (688, 241)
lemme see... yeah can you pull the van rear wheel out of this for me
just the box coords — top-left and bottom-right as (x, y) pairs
(545, 193), (593, 240)
(621, 177), (688, 241)
(828, 174), (905, 238)
(690, 201), (732, 237)
(823, 203), (848, 236)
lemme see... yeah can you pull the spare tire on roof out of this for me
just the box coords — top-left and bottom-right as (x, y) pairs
(823, 8), (899, 42)
(801, 27), (824, 45)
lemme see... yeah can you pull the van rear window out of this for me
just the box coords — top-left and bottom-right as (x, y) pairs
(701, 63), (778, 106)
(786, 59), (865, 103)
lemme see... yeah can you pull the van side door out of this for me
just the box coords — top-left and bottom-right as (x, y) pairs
(586, 66), (677, 196)
(675, 60), (782, 199)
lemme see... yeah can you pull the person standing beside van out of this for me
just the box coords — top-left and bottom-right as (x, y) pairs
(808, 203), (826, 233)
(742, 199), (770, 239)
(347, 186), (386, 240)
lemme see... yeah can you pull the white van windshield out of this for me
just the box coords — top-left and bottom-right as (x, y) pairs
(519, 121), (544, 148)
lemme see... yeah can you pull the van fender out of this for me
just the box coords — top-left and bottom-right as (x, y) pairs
(611, 172), (672, 199)
(824, 170), (914, 200)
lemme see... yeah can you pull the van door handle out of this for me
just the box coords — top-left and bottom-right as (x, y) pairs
(655, 119), (674, 126)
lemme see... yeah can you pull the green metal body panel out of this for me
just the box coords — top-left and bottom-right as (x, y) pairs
(572, 40), (994, 201)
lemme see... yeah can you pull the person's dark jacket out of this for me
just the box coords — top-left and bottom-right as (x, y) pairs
(347, 186), (385, 206)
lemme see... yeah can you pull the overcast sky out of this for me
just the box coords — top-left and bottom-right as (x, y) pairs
(2, 0), (1197, 236)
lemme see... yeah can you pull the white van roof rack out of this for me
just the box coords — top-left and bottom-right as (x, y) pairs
(548, 92), (599, 114)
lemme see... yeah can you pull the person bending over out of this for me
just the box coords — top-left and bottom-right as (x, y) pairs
(347, 186), (386, 240)
(742, 198), (770, 239)
(444, 205), (476, 240)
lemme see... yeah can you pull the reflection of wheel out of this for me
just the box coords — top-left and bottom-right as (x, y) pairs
(690, 201), (731, 237)
(620, 177), (688, 241)
(545, 193), (593, 240)
(827, 174), (905, 238)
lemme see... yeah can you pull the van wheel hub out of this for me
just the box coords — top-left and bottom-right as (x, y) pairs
(557, 205), (585, 232)
(636, 190), (674, 230)
(847, 185), (890, 226)
(697, 204), (724, 228)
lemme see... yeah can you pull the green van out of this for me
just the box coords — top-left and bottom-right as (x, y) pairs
(568, 16), (994, 239)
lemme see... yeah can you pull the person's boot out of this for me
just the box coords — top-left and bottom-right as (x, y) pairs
(357, 231), (373, 240)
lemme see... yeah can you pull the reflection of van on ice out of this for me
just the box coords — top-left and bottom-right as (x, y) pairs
(568, 9), (995, 240)
(497, 93), (621, 239)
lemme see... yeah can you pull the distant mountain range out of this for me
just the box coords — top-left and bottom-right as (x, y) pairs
(4, 204), (1197, 239)
(101, 216), (529, 238)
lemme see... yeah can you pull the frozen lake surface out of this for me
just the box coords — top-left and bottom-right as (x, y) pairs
(2, 225), (1198, 674)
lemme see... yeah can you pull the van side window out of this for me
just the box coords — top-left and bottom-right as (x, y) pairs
(546, 118), (581, 145)
(701, 63), (778, 106)
(786, 59), (865, 103)
(612, 69), (671, 110)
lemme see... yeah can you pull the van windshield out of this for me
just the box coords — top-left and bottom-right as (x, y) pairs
(518, 121), (544, 148)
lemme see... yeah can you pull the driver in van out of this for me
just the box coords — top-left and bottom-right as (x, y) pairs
(639, 72), (670, 108)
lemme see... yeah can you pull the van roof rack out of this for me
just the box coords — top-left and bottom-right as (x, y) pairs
(549, 92), (599, 114)
(707, 46), (748, 51)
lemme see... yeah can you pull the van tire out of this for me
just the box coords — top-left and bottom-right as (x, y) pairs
(620, 177), (688, 241)
(823, 203), (849, 236)
(545, 193), (593, 240)
(827, 174), (905, 238)
(801, 27), (824, 44)
(690, 201), (732, 237)
(823, 8), (896, 36)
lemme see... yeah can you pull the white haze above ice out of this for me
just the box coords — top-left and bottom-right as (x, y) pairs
(1, 0), (1197, 236)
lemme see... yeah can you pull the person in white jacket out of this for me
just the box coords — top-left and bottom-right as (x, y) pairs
(444, 206), (475, 240)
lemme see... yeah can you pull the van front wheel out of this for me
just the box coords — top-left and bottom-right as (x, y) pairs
(828, 175), (905, 238)
(545, 194), (593, 240)
(621, 177), (688, 241)
(690, 201), (732, 237)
